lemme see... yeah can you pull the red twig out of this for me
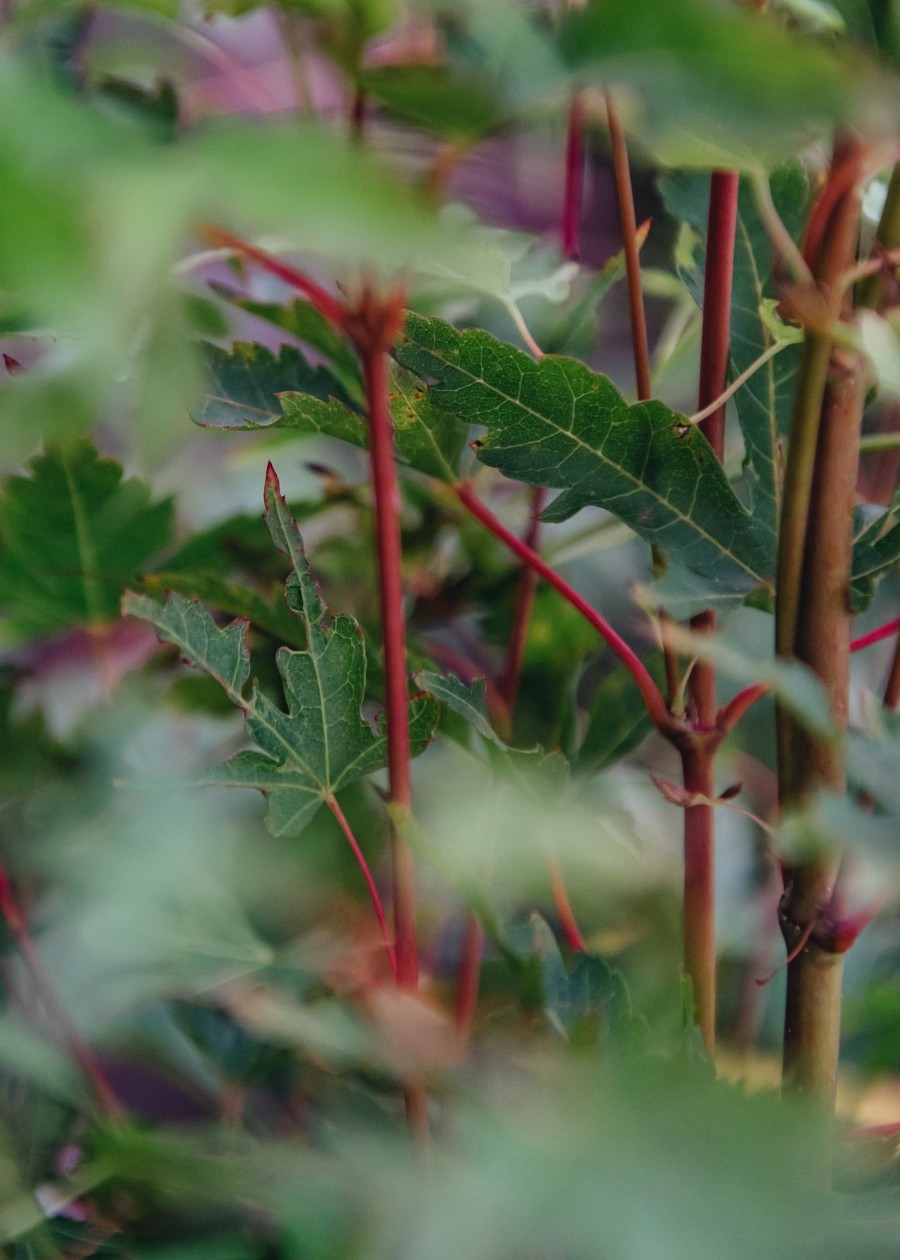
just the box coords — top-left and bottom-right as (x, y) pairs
(0, 867), (125, 1121)
(718, 682), (771, 733)
(497, 487), (545, 716)
(454, 482), (674, 735)
(850, 617), (900, 653)
(548, 852), (587, 953)
(353, 293), (429, 1141)
(454, 915), (485, 1038)
(561, 93), (585, 261)
(194, 224), (345, 328)
(327, 797), (398, 979)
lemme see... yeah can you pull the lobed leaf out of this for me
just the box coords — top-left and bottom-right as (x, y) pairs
(0, 440), (173, 641)
(191, 341), (355, 430)
(850, 491), (900, 611)
(396, 313), (775, 596)
(124, 467), (437, 836)
(230, 360), (467, 484)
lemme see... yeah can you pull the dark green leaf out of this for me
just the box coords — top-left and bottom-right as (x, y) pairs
(140, 571), (305, 649)
(361, 65), (506, 139)
(413, 671), (505, 745)
(210, 288), (362, 393)
(0, 440), (173, 640)
(252, 364), (467, 484)
(396, 313), (774, 595)
(191, 342), (354, 430)
(850, 492), (900, 611)
(123, 468), (437, 836)
(576, 660), (664, 776)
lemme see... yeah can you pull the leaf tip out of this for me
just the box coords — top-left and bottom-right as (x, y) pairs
(265, 462), (281, 496)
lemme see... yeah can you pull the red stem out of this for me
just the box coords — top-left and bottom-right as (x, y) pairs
(697, 171), (740, 464)
(850, 617), (900, 653)
(718, 682), (771, 733)
(327, 796), (398, 979)
(195, 225), (345, 328)
(454, 483), (673, 734)
(884, 633), (900, 710)
(454, 915), (484, 1038)
(561, 94), (585, 261)
(682, 169), (740, 1056)
(0, 867), (125, 1121)
(362, 343), (417, 984)
(497, 486), (545, 715)
(548, 853), (587, 953)
(360, 330), (429, 1140)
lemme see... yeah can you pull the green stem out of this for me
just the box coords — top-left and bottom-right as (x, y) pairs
(776, 137), (865, 1105)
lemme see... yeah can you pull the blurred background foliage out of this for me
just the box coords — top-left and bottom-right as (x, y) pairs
(0, 0), (898, 1255)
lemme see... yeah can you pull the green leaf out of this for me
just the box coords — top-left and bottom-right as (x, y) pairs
(0, 440), (172, 641)
(361, 65), (506, 140)
(140, 571), (305, 649)
(850, 491), (900, 611)
(659, 165), (809, 530)
(191, 341), (355, 429)
(559, 0), (857, 168)
(575, 660), (664, 776)
(210, 288), (362, 395)
(396, 313), (774, 595)
(413, 671), (505, 746)
(123, 467), (437, 836)
(250, 364), (467, 484)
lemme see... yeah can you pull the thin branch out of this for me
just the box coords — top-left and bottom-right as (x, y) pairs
(547, 851), (587, 953)
(718, 682), (771, 733)
(327, 796), (398, 979)
(606, 94), (651, 401)
(885, 633), (900, 710)
(506, 302), (545, 360)
(454, 482), (675, 736)
(859, 431), (900, 453)
(850, 617), (900, 653)
(561, 93), (585, 261)
(193, 225), (345, 328)
(687, 340), (791, 427)
(497, 486), (545, 715)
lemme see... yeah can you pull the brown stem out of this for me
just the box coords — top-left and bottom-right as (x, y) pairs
(0, 867), (125, 1121)
(605, 93), (681, 703)
(776, 137), (866, 1105)
(606, 95), (651, 402)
